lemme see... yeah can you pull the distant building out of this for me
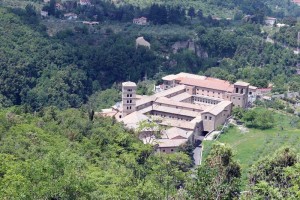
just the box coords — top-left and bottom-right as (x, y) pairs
(136, 36), (150, 49)
(276, 23), (288, 28)
(40, 10), (48, 18)
(99, 73), (254, 153)
(79, 0), (91, 6)
(133, 17), (147, 25)
(265, 17), (276, 26)
(83, 21), (99, 25)
(257, 87), (272, 95)
(64, 13), (78, 20)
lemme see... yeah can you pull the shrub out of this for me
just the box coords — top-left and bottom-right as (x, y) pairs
(243, 109), (275, 130)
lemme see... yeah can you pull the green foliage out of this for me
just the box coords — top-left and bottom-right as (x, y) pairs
(0, 106), (192, 199)
(246, 147), (299, 199)
(136, 80), (155, 96)
(187, 143), (241, 199)
(87, 88), (121, 111)
(232, 107), (245, 120)
(242, 108), (275, 129)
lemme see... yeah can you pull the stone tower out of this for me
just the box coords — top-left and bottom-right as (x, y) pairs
(122, 82), (137, 117)
(230, 81), (249, 108)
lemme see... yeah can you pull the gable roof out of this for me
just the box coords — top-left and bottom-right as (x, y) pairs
(202, 101), (232, 116)
(120, 112), (149, 129)
(162, 127), (193, 139)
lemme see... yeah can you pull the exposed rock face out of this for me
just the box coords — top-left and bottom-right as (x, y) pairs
(172, 40), (208, 58)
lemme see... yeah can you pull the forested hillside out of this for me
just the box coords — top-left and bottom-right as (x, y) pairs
(0, 6), (159, 110)
(0, 106), (192, 199)
(0, 2), (299, 111)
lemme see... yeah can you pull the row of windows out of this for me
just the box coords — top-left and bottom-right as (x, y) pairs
(153, 113), (191, 121)
(127, 89), (133, 92)
(126, 94), (133, 97)
(126, 106), (132, 110)
(126, 100), (133, 103)
(196, 89), (221, 95)
(194, 97), (219, 105)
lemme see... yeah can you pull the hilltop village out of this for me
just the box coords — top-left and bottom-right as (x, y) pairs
(100, 73), (257, 154)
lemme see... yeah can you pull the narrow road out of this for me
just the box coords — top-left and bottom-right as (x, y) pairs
(193, 145), (202, 166)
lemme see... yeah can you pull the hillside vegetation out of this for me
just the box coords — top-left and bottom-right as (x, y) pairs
(203, 107), (300, 188)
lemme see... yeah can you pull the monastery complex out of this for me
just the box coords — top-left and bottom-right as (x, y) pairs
(100, 73), (257, 153)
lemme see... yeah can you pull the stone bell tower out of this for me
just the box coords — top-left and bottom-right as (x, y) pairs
(230, 81), (249, 109)
(122, 82), (137, 117)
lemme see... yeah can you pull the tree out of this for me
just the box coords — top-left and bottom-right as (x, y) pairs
(242, 108), (275, 129)
(187, 143), (241, 199)
(246, 147), (298, 199)
(188, 7), (196, 20)
(49, 0), (56, 16)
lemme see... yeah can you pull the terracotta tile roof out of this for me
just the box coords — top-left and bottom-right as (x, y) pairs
(154, 85), (186, 98)
(122, 81), (136, 87)
(177, 77), (234, 92)
(120, 112), (149, 129)
(234, 81), (250, 87)
(202, 101), (232, 116)
(160, 119), (196, 130)
(170, 92), (192, 102)
(162, 127), (193, 140)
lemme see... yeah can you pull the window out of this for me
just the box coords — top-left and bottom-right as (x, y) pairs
(127, 89), (132, 92)
(129, 106), (132, 109)
(127, 94), (129, 97)
(127, 100), (129, 103)
(163, 150), (165, 152)
(130, 94), (132, 97)
(171, 149), (174, 152)
(233, 97), (235, 99)
(236, 88), (239, 93)
(130, 100), (132, 103)
(209, 117), (212, 120)
(205, 116), (207, 120)
(238, 98), (240, 100)
(119, 115), (122, 118)
(241, 88), (244, 94)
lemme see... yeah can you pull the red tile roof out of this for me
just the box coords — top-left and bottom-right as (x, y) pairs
(177, 77), (234, 92)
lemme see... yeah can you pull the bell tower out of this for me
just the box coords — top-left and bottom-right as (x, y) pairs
(230, 81), (249, 108)
(122, 82), (137, 117)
